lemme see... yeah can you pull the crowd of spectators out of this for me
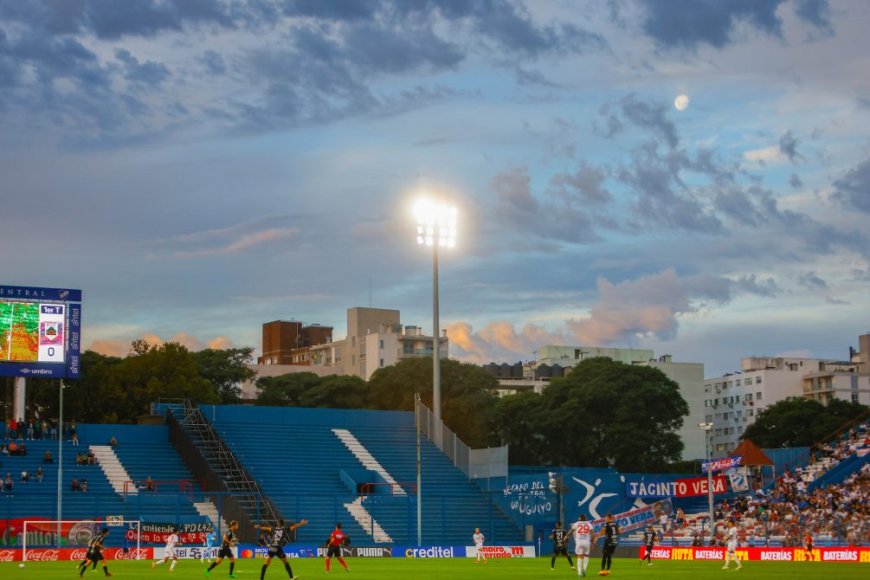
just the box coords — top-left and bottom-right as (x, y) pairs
(713, 421), (869, 547)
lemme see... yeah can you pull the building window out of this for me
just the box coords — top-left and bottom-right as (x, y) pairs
(380, 358), (385, 368)
(756, 377), (762, 384)
(352, 355), (356, 365)
(746, 393), (753, 401)
(379, 340), (384, 349)
(756, 392), (762, 400)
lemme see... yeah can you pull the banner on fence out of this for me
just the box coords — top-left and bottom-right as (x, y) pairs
(626, 477), (726, 498)
(136, 522), (213, 545)
(591, 499), (672, 535)
(702, 456), (742, 474)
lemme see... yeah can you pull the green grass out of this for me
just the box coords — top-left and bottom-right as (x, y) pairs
(1, 557), (868, 579)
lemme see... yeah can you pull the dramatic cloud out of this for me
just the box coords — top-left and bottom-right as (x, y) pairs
(636, 0), (829, 50)
(832, 158), (870, 213)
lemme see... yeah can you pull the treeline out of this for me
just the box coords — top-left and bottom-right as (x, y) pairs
(12, 343), (697, 471)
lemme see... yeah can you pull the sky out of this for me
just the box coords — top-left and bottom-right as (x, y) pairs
(1, 0), (869, 378)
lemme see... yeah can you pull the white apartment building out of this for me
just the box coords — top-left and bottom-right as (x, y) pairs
(309, 306), (447, 380)
(703, 333), (870, 457)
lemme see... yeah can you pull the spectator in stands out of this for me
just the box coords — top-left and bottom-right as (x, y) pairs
(76, 452), (85, 466)
(26, 420), (34, 440)
(71, 478), (80, 492)
(36, 466), (43, 483)
(109, 435), (118, 449)
(16, 419), (24, 439)
(43, 449), (53, 464)
(50, 419), (57, 440)
(1, 444), (7, 455)
(4, 472), (12, 495)
(81, 478), (88, 493)
(20, 470), (30, 483)
(19, 443), (26, 456)
(69, 419), (77, 439)
(40, 420), (48, 440)
(87, 450), (97, 465)
(71, 431), (80, 446)
(145, 475), (154, 492)
(8, 440), (17, 455)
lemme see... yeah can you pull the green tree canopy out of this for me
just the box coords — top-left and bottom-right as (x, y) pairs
(494, 357), (688, 471)
(742, 397), (868, 448)
(254, 372), (322, 406)
(367, 357), (501, 447)
(193, 347), (256, 403)
(299, 375), (369, 409)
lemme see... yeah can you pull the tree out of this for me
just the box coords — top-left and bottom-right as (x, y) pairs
(255, 372), (322, 406)
(299, 375), (369, 409)
(742, 397), (868, 448)
(193, 347), (256, 403)
(367, 358), (501, 448)
(493, 357), (688, 471)
(493, 391), (550, 465)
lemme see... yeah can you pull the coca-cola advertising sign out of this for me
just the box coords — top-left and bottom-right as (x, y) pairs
(20, 547), (154, 561)
(0, 549), (17, 562)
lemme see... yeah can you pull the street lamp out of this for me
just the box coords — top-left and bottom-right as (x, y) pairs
(413, 199), (457, 437)
(699, 422), (715, 544)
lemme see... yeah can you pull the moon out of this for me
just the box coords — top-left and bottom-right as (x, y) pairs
(674, 94), (690, 111)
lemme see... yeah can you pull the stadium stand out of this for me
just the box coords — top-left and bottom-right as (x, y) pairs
(193, 405), (523, 546)
(0, 424), (209, 529)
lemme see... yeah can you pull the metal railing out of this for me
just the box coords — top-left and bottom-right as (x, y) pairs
(166, 401), (279, 542)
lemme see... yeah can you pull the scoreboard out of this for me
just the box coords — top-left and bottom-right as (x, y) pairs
(0, 285), (81, 378)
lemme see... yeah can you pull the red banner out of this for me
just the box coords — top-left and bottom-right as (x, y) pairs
(672, 476), (727, 497)
(639, 546), (870, 563)
(0, 547), (153, 562)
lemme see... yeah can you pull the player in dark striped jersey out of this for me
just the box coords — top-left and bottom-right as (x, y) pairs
(77, 527), (111, 577)
(550, 521), (575, 570)
(640, 525), (656, 566)
(254, 519), (308, 580)
(205, 520), (239, 578)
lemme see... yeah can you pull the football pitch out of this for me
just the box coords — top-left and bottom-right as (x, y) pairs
(1, 557), (867, 579)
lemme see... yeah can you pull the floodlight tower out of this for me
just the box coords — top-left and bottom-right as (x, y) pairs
(413, 199), (457, 437)
(699, 422), (715, 543)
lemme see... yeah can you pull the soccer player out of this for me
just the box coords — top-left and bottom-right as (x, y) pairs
(201, 528), (218, 562)
(803, 531), (814, 561)
(472, 527), (487, 563)
(721, 520), (742, 570)
(640, 525), (656, 566)
(593, 513), (620, 576)
(570, 514), (593, 578)
(77, 527), (112, 577)
(324, 522), (350, 573)
(205, 520), (239, 577)
(550, 521), (575, 570)
(254, 519), (308, 580)
(152, 526), (180, 571)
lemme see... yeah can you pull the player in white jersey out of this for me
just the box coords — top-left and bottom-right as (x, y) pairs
(570, 515), (593, 577)
(722, 520), (742, 570)
(152, 527), (180, 571)
(473, 527), (487, 563)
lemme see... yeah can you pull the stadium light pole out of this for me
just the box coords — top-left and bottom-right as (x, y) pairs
(699, 422), (714, 544)
(413, 199), (457, 444)
(57, 379), (64, 548)
(415, 394), (422, 546)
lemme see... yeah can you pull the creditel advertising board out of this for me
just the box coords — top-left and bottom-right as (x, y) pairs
(0, 285), (82, 379)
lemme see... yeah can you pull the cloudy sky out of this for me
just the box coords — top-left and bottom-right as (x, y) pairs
(2, 0), (869, 377)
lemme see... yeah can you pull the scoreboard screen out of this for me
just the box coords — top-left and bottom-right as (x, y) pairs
(0, 285), (81, 378)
